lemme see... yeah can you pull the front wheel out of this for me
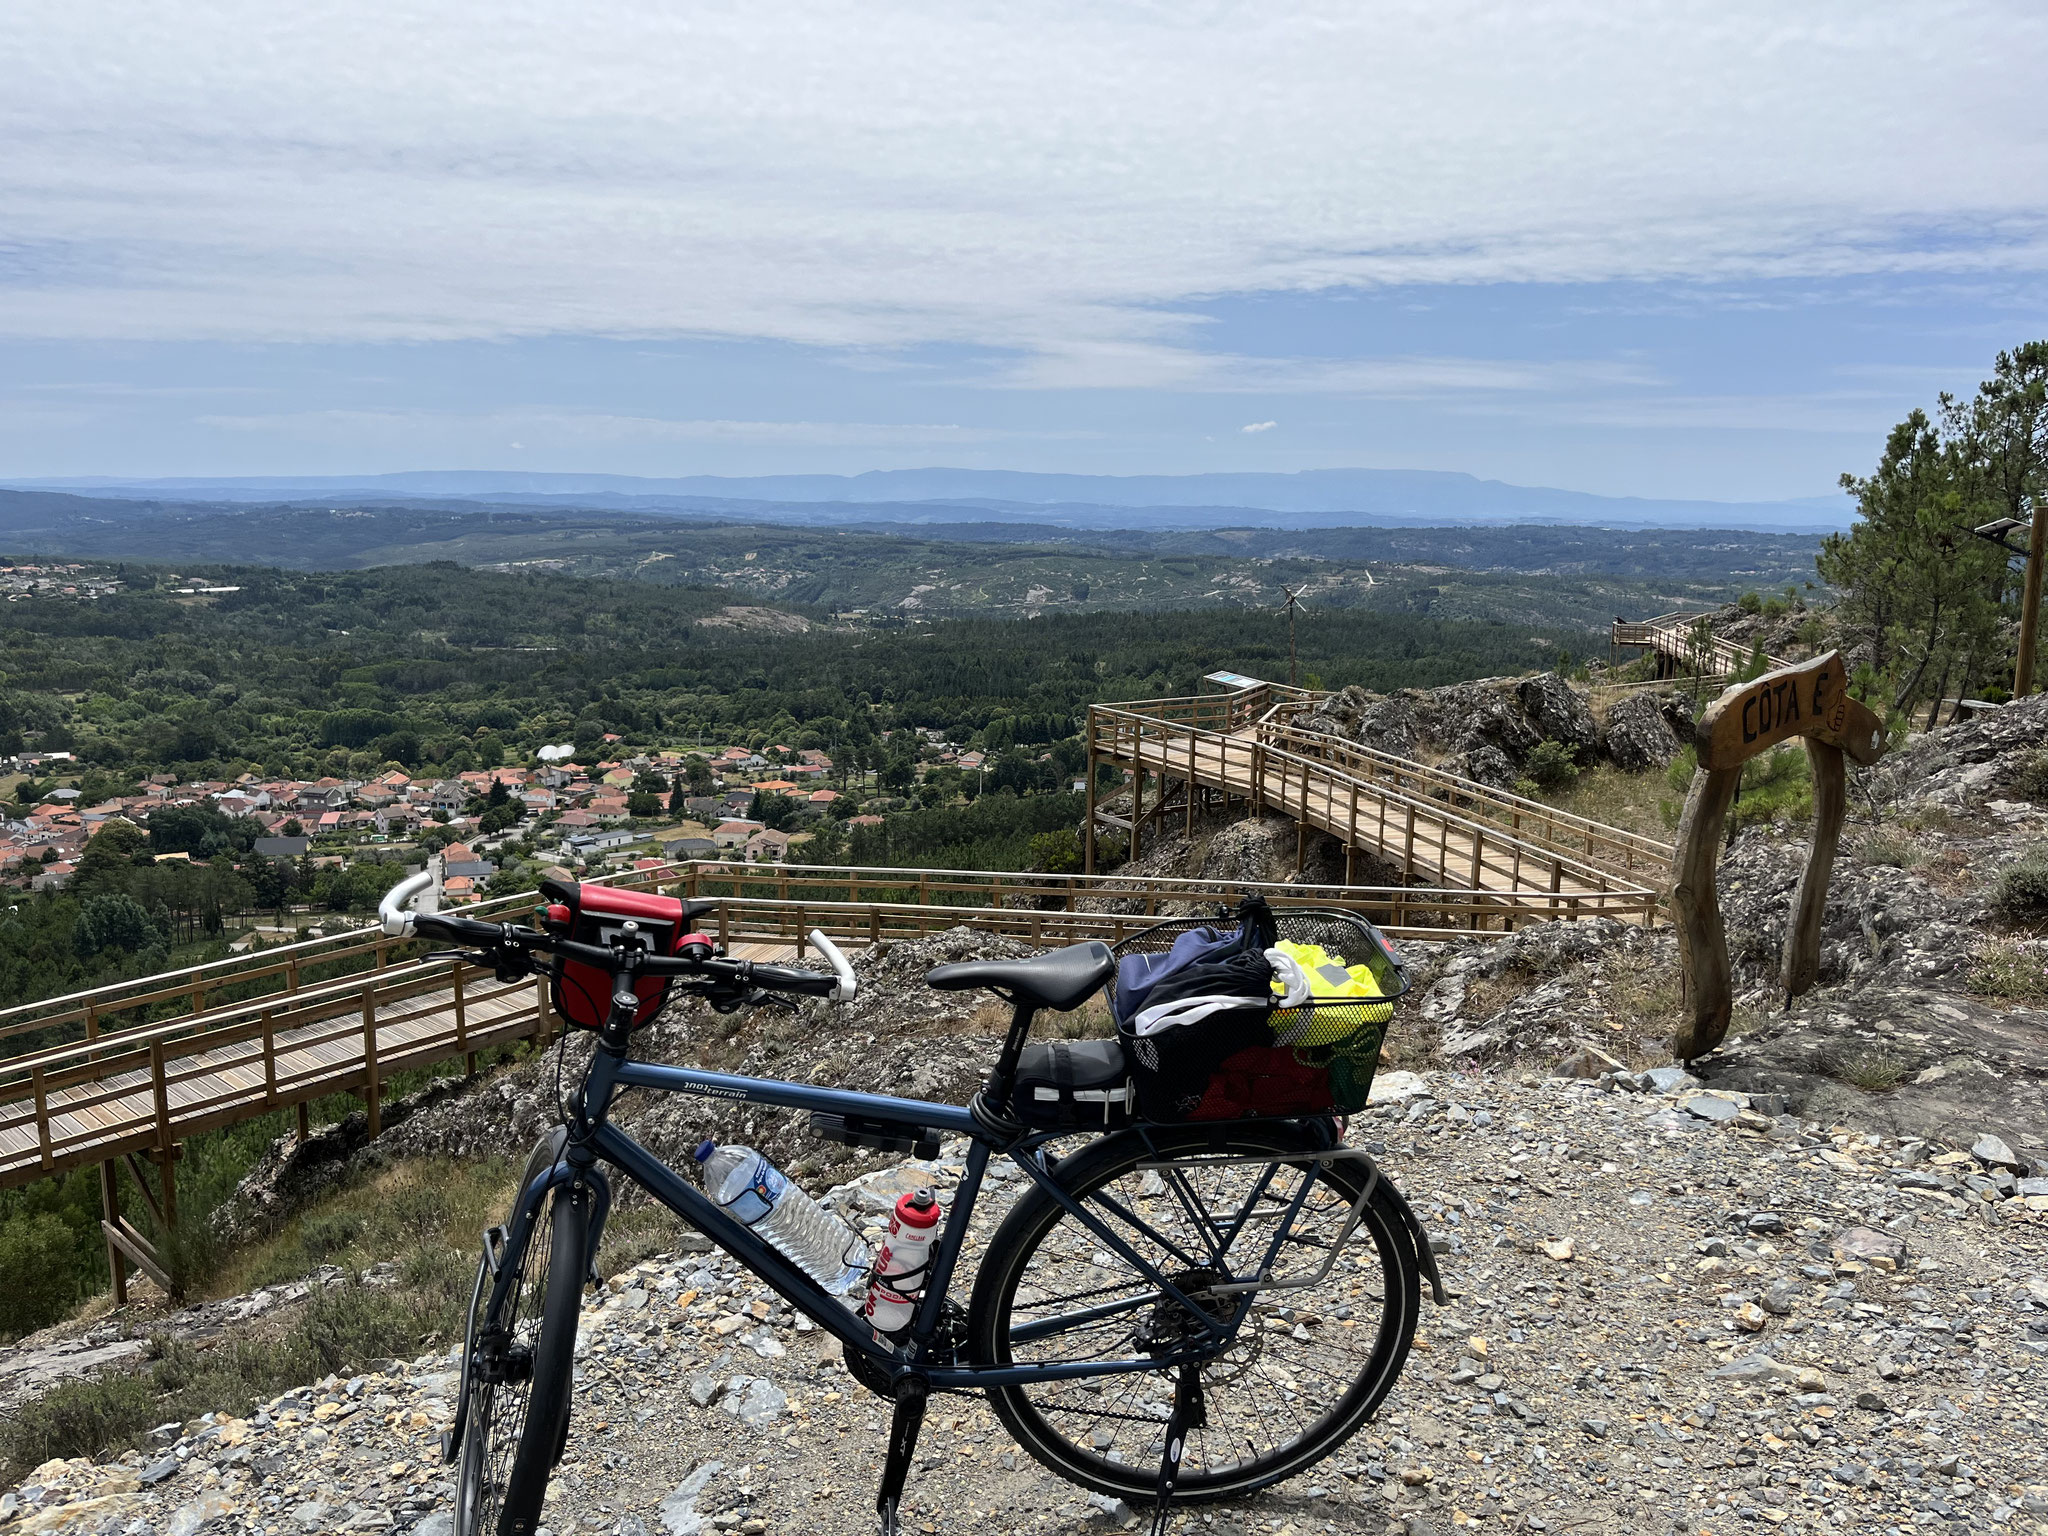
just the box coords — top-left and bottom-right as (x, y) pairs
(453, 1179), (588, 1536)
(968, 1122), (1421, 1504)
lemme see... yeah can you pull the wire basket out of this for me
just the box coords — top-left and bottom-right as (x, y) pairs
(1110, 908), (1410, 1115)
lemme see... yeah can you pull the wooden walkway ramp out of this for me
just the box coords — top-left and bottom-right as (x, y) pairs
(1085, 684), (1671, 916)
(1610, 612), (1785, 680)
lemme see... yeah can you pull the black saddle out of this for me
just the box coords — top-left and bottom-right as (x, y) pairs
(926, 941), (1114, 1013)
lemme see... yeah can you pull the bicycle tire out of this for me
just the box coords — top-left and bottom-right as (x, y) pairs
(453, 1180), (588, 1536)
(968, 1122), (1419, 1504)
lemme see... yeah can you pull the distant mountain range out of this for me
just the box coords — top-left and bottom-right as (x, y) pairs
(4, 467), (1854, 532)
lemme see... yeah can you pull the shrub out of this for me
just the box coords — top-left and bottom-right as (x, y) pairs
(1028, 827), (1082, 875)
(1855, 827), (1927, 870)
(1836, 1048), (1909, 1093)
(0, 1213), (77, 1340)
(1736, 590), (1764, 615)
(2010, 751), (2048, 805)
(1523, 739), (1579, 792)
(1968, 939), (2048, 1003)
(1994, 844), (2048, 919)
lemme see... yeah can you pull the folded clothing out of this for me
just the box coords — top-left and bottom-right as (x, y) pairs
(1113, 925), (1242, 1024)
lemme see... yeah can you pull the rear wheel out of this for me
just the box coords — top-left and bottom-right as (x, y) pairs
(968, 1123), (1419, 1503)
(453, 1180), (588, 1536)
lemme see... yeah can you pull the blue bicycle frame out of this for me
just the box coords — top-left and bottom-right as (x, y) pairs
(478, 1043), (1351, 1393)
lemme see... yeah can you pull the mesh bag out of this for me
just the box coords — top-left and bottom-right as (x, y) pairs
(1112, 906), (1408, 1121)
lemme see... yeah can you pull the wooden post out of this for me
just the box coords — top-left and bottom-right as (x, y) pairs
(533, 974), (552, 1047)
(1084, 711), (1098, 875)
(32, 1065), (52, 1171)
(2018, 501), (2047, 697)
(100, 1161), (127, 1306)
(1782, 738), (1847, 1003)
(1402, 805), (1417, 883)
(361, 985), (381, 1139)
(1673, 652), (1887, 1059)
(453, 967), (474, 1075)
(297, 1102), (311, 1142)
(1669, 764), (1744, 1059)
(261, 1008), (277, 1107)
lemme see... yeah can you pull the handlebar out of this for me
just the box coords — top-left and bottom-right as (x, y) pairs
(376, 870), (857, 1006)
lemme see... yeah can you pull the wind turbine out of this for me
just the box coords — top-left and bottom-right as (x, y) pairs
(1277, 585), (1311, 688)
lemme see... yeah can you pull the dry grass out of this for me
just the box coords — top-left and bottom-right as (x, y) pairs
(1589, 950), (1688, 1068)
(1854, 826), (1929, 870)
(1544, 763), (1681, 843)
(1966, 938), (2048, 1004)
(1050, 995), (1118, 1040)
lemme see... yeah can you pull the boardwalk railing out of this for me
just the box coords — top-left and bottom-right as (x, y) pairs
(1085, 691), (1672, 908)
(0, 856), (1655, 1204)
(1611, 613), (1785, 677)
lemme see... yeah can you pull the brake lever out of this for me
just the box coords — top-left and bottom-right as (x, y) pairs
(425, 946), (533, 984)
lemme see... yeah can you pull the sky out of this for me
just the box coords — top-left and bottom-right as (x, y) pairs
(3, 1), (2045, 502)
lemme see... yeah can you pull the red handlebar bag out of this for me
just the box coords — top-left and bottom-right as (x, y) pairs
(539, 879), (689, 1030)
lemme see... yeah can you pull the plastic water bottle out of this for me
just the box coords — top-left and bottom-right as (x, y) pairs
(694, 1140), (871, 1295)
(862, 1188), (942, 1339)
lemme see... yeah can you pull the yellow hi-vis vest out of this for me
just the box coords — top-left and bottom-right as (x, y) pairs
(1269, 940), (1392, 1045)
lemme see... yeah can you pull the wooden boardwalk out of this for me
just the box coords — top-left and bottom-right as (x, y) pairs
(0, 681), (1672, 1293)
(0, 854), (1660, 1203)
(1611, 613), (1785, 679)
(1085, 685), (1670, 915)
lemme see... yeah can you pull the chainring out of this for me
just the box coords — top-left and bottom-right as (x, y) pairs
(844, 1298), (970, 1398)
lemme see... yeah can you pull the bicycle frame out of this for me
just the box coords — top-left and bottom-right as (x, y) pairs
(478, 1042), (1365, 1394)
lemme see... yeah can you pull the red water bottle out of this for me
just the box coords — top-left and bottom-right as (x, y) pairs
(863, 1189), (942, 1338)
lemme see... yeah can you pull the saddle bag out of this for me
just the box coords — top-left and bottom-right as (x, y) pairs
(539, 878), (701, 1029)
(1010, 1039), (1135, 1130)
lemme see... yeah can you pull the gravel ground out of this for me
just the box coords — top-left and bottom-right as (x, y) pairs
(9, 1066), (2048, 1536)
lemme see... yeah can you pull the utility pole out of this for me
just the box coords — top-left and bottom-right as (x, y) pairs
(1279, 586), (1305, 688)
(2018, 502), (2046, 697)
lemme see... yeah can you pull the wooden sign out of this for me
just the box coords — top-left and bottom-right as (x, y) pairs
(1697, 651), (1885, 771)
(1669, 650), (1886, 1060)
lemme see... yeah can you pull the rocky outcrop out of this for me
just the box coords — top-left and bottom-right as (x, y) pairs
(1603, 690), (1683, 771)
(1304, 671), (1705, 777)
(1515, 672), (1600, 761)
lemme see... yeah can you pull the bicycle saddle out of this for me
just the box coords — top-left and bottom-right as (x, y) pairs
(925, 940), (1114, 1013)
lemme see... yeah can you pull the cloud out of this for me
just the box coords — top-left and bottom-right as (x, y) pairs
(1241, 421), (1278, 434)
(1, 0), (2043, 378)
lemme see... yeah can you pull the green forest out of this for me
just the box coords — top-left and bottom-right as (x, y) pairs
(0, 560), (1598, 781)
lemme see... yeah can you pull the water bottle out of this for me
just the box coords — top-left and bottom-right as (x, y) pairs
(694, 1140), (871, 1295)
(863, 1189), (942, 1339)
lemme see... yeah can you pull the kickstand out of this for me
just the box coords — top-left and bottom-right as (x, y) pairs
(875, 1374), (929, 1536)
(1147, 1366), (1207, 1536)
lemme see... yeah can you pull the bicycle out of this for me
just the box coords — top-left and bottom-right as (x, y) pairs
(377, 873), (1444, 1536)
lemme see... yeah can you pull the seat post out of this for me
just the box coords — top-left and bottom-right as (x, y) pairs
(981, 997), (1038, 1120)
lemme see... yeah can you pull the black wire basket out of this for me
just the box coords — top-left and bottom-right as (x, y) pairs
(1110, 907), (1410, 1117)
